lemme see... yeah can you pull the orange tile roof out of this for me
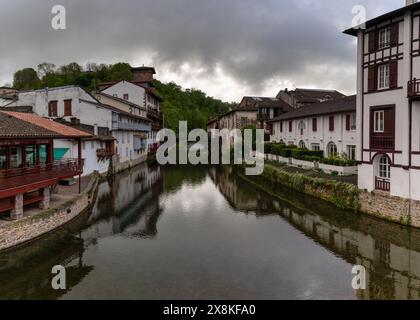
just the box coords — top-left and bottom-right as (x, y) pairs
(1, 111), (92, 138)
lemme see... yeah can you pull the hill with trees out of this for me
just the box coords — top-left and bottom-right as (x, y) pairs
(10, 62), (234, 130)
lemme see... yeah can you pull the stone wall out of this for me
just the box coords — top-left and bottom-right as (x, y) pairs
(111, 155), (147, 175)
(359, 190), (420, 228)
(0, 173), (99, 252)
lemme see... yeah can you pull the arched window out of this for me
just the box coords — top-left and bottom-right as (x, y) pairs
(327, 142), (337, 158)
(378, 155), (391, 179)
(298, 140), (306, 149)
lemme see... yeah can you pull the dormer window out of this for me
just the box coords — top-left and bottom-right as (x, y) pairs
(378, 28), (391, 49)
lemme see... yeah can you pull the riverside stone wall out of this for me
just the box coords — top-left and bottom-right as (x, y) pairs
(359, 190), (420, 228)
(0, 173), (99, 252)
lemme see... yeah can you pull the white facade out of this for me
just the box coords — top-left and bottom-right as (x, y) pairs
(102, 81), (162, 151)
(271, 112), (357, 159)
(6, 85), (151, 176)
(348, 5), (420, 200)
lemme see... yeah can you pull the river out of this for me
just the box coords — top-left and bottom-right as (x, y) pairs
(0, 164), (419, 300)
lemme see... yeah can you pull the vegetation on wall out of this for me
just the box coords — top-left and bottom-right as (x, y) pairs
(11, 62), (234, 131)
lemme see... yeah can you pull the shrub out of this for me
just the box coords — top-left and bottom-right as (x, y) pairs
(279, 148), (293, 158)
(320, 157), (356, 167)
(291, 148), (324, 161)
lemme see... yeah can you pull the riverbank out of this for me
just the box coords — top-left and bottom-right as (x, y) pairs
(242, 163), (420, 228)
(0, 172), (99, 253)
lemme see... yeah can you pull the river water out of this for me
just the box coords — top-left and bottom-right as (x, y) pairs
(0, 164), (419, 300)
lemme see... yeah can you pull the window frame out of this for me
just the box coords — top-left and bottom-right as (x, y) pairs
(373, 110), (385, 133)
(378, 64), (390, 90)
(378, 27), (391, 50)
(378, 156), (391, 179)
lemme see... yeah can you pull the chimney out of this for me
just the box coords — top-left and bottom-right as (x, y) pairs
(131, 66), (156, 85)
(407, 0), (418, 6)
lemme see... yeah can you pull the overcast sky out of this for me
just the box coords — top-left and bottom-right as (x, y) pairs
(0, 0), (402, 102)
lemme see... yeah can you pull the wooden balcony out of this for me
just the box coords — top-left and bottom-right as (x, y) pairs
(0, 159), (83, 199)
(408, 79), (420, 99)
(375, 177), (390, 192)
(96, 148), (114, 159)
(370, 135), (394, 151)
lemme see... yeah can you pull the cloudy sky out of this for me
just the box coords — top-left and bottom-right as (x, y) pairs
(0, 0), (401, 102)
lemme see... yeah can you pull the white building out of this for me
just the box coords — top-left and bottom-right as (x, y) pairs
(270, 95), (357, 159)
(344, 1), (420, 199)
(99, 67), (164, 153)
(4, 85), (151, 175)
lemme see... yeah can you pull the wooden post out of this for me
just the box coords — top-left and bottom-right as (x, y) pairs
(78, 138), (82, 194)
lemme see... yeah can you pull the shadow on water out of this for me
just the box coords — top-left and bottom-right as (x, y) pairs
(0, 164), (419, 299)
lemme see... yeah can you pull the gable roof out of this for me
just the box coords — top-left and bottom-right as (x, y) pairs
(0, 111), (92, 139)
(95, 91), (147, 111)
(99, 80), (164, 102)
(344, 2), (420, 36)
(269, 95), (356, 122)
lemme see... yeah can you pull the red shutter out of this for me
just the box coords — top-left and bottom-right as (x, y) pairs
(312, 118), (317, 132)
(384, 108), (395, 135)
(390, 23), (399, 47)
(368, 30), (377, 53)
(329, 116), (334, 131)
(346, 114), (351, 131)
(389, 60), (398, 89)
(368, 65), (377, 92)
(64, 99), (72, 116)
(48, 101), (57, 117)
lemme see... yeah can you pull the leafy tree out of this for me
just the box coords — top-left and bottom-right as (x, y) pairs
(13, 68), (41, 90)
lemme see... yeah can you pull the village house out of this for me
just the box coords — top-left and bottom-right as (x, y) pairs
(270, 95), (357, 160)
(344, 0), (420, 199)
(98, 67), (164, 153)
(276, 88), (346, 109)
(0, 110), (90, 219)
(3, 85), (151, 175)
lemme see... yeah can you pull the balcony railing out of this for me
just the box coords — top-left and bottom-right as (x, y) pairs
(375, 177), (390, 192)
(370, 135), (394, 150)
(0, 159), (83, 198)
(96, 148), (114, 159)
(408, 79), (420, 99)
(112, 121), (151, 132)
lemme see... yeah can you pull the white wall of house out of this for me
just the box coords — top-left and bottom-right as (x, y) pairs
(271, 112), (357, 159)
(102, 81), (146, 114)
(354, 9), (420, 200)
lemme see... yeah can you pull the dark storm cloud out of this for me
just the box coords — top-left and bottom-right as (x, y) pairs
(0, 0), (399, 100)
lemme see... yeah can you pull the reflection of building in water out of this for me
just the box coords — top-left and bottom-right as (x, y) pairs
(83, 164), (163, 241)
(213, 166), (420, 300)
(209, 166), (258, 212)
(0, 234), (92, 299)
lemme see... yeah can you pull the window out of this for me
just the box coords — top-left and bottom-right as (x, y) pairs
(64, 99), (72, 116)
(311, 143), (320, 151)
(312, 118), (317, 132)
(378, 28), (391, 49)
(379, 156), (391, 179)
(123, 94), (129, 100)
(48, 101), (58, 117)
(328, 142), (337, 158)
(280, 121), (283, 133)
(298, 121), (305, 136)
(289, 121), (293, 132)
(378, 64), (390, 89)
(350, 114), (356, 131)
(329, 116), (334, 131)
(298, 141), (306, 149)
(347, 145), (356, 161)
(374, 110), (385, 132)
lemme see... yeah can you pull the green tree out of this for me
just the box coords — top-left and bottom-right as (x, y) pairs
(13, 68), (41, 90)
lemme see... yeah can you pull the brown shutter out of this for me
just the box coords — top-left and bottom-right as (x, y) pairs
(390, 23), (399, 47)
(312, 118), (317, 132)
(390, 61), (398, 89)
(384, 107), (395, 135)
(289, 121), (293, 132)
(368, 65), (377, 92)
(64, 99), (72, 116)
(368, 30), (377, 53)
(346, 114), (351, 131)
(329, 116), (334, 131)
(280, 121), (283, 132)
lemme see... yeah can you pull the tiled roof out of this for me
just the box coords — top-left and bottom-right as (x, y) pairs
(293, 88), (345, 103)
(0, 111), (92, 138)
(269, 95), (356, 122)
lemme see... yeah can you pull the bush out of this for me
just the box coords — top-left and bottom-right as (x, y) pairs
(279, 148), (293, 158)
(291, 148), (324, 161)
(320, 158), (356, 167)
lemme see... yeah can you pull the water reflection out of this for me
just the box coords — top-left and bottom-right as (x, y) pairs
(210, 166), (420, 300)
(0, 164), (419, 299)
